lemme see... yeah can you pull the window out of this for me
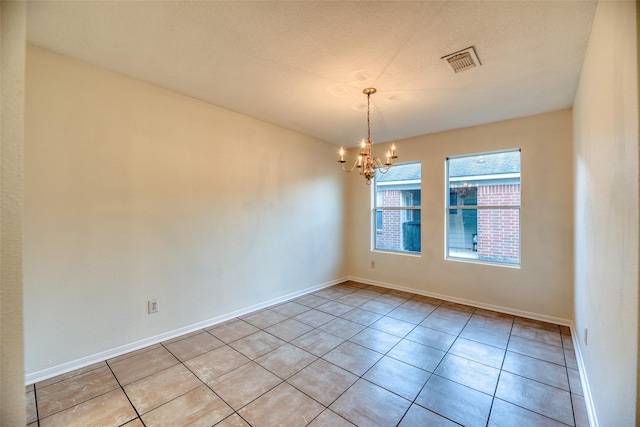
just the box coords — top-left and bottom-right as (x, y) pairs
(374, 162), (421, 253)
(446, 150), (521, 266)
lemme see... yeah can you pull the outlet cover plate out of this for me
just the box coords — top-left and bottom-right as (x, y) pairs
(148, 298), (159, 314)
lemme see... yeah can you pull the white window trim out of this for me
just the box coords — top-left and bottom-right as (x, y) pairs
(372, 161), (422, 255)
(445, 149), (521, 267)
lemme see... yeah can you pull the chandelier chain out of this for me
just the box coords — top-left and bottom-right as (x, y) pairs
(367, 92), (371, 142)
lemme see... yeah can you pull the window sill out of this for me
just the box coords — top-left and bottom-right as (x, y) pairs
(372, 249), (421, 258)
(445, 256), (520, 269)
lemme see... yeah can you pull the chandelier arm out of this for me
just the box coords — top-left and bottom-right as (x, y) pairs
(373, 157), (393, 169)
(340, 159), (360, 172)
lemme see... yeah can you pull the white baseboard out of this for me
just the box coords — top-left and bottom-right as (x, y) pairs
(25, 277), (345, 385)
(570, 325), (599, 427)
(349, 275), (572, 326)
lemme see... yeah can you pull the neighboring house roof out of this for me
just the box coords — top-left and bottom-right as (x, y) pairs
(449, 151), (520, 178)
(375, 151), (519, 183)
(376, 162), (421, 182)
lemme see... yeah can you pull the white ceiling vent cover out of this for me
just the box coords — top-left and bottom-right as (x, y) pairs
(442, 46), (481, 73)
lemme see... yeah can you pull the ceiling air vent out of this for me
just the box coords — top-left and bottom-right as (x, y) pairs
(442, 46), (481, 73)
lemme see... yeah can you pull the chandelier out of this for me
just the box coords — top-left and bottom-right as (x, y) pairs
(338, 88), (397, 184)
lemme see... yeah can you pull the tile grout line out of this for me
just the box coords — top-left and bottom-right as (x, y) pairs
(163, 340), (260, 427)
(207, 308), (358, 426)
(104, 360), (145, 427)
(311, 288), (451, 426)
(293, 286), (418, 425)
(484, 312), (516, 427)
(33, 384), (41, 427)
(562, 332), (579, 427)
(305, 288), (499, 426)
(489, 321), (579, 427)
(245, 290), (464, 422)
(323, 287), (574, 426)
(33, 365), (134, 425)
(403, 303), (478, 427)
(285, 285), (415, 424)
(324, 286), (575, 424)
(241, 303), (336, 423)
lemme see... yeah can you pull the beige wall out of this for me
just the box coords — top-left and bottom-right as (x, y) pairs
(24, 46), (347, 377)
(573, 1), (638, 425)
(1, 1), (26, 425)
(347, 110), (574, 322)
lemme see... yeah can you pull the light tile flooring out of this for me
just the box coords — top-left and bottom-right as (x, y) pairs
(26, 281), (589, 427)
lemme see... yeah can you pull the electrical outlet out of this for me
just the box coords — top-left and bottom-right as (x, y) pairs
(370, 260), (376, 269)
(148, 298), (159, 314)
(584, 327), (588, 345)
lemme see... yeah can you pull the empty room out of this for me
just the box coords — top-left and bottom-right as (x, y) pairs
(1, 1), (638, 426)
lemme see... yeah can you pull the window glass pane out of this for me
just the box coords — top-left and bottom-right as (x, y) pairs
(447, 208), (478, 256)
(447, 208), (519, 264)
(403, 190), (421, 207)
(375, 209), (421, 253)
(376, 163), (421, 208)
(376, 210), (383, 231)
(446, 150), (520, 266)
(477, 208), (520, 264)
(449, 186), (478, 208)
(448, 151), (520, 208)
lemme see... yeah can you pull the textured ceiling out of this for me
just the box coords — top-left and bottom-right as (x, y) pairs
(26, 1), (597, 147)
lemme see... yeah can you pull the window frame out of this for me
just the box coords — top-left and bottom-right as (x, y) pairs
(372, 161), (422, 255)
(445, 149), (521, 267)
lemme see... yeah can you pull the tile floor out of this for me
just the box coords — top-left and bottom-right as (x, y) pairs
(26, 281), (589, 427)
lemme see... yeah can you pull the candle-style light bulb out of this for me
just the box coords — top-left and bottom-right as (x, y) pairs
(391, 144), (396, 157)
(339, 147), (345, 162)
